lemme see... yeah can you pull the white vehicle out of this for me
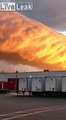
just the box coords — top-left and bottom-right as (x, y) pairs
(31, 77), (45, 95)
(45, 77), (56, 91)
(19, 78), (28, 93)
(18, 77), (31, 95)
(44, 76), (61, 96)
(62, 77), (66, 92)
(0, 71), (66, 96)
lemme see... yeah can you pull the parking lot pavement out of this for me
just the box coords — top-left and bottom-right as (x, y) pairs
(0, 94), (66, 120)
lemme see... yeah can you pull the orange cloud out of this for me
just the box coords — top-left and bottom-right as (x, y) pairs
(0, 12), (66, 70)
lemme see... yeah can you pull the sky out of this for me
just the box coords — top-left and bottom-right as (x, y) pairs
(23, 0), (66, 32)
(2, 0), (66, 32)
(0, 0), (66, 72)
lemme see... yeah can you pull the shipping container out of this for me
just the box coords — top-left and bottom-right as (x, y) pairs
(2, 78), (17, 91)
(45, 76), (61, 92)
(31, 77), (45, 95)
(8, 78), (17, 91)
(62, 77), (66, 92)
(0, 71), (66, 96)
(3, 82), (8, 90)
(18, 78), (28, 92)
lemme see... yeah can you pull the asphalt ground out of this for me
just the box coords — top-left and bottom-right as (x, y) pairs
(0, 93), (66, 120)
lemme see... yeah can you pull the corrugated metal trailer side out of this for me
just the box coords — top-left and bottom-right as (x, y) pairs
(18, 77), (31, 95)
(18, 78), (28, 94)
(0, 71), (66, 96)
(45, 76), (61, 92)
(44, 76), (62, 96)
(1, 78), (17, 92)
(62, 77), (66, 92)
(31, 77), (45, 96)
(8, 78), (17, 91)
(45, 77), (56, 92)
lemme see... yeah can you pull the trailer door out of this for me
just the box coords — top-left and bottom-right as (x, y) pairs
(45, 77), (56, 91)
(19, 78), (27, 92)
(32, 78), (41, 92)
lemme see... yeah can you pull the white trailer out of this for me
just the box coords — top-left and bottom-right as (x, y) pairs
(45, 76), (61, 92)
(31, 77), (45, 95)
(45, 77), (56, 91)
(18, 77), (32, 95)
(0, 71), (66, 96)
(19, 78), (28, 93)
(62, 77), (66, 92)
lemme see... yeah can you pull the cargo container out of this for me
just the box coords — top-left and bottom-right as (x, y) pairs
(31, 77), (45, 95)
(8, 78), (17, 91)
(3, 82), (8, 90)
(0, 71), (66, 96)
(62, 77), (66, 92)
(18, 78), (28, 94)
(45, 76), (61, 95)
(2, 78), (17, 91)
(45, 77), (56, 91)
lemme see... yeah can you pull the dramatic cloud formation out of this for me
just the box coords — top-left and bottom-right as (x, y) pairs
(0, 61), (40, 73)
(0, 12), (66, 71)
